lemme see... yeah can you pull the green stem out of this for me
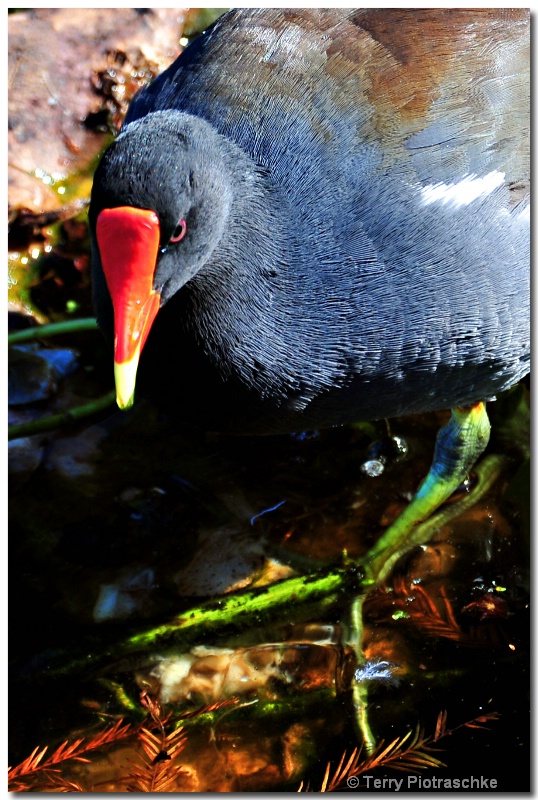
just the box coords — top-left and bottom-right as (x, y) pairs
(51, 561), (363, 678)
(100, 677), (338, 729)
(8, 318), (99, 345)
(121, 561), (363, 653)
(8, 391), (116, 441)
(353, 680), (376, 754)
(177, 687), (338, 730)
(348, 595), (376, 753)
(9, 317), (113, 440)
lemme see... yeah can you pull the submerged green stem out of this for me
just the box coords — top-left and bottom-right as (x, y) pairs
(9, 317), (112, 440)
(348, 595), (376, 753)
(125, 561), (363, 652)
(8, 391), (116, 440)
(101, 678), (338, 729)
(54, 561), (363, 677)
(8, 317), (99, 345)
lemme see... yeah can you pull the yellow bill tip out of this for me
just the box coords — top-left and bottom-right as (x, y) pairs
(114, 348), (141, 410)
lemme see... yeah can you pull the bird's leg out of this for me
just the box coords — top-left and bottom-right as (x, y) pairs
(345, 402), (490, 747)
(365, 402), (491, 585)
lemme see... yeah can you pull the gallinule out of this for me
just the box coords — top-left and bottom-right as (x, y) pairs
(90, 9), (529, 551)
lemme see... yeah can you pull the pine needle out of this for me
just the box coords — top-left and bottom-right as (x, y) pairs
(119, 694), (188, 792)
(434, 709), (448, 741)
(8, 718), (132, 790)
(365, 578), (485, 645)
(8, 691), (241, 792)
(299, 710), (499, 791)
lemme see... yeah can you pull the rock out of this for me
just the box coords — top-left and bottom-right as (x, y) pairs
(8, 8), (188, 214)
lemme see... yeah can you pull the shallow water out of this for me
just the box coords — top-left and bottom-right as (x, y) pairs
(9, 359), (530, 789)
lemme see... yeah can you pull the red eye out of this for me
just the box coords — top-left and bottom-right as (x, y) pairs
(170, 219), (187, 243)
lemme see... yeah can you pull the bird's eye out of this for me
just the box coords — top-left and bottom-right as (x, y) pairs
(170, 219), (187, 243)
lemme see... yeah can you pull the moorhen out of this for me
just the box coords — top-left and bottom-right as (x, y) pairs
(90, 9), (529, 549)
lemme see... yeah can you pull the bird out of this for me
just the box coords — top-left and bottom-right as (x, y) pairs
(90, 9), (529, 552)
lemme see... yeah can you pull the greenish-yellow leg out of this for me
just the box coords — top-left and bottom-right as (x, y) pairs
(349, 402), (491, 747)
(365, 401), (491, 585)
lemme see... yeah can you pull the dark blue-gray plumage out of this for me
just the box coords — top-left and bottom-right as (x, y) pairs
(90, 8), (529, 435)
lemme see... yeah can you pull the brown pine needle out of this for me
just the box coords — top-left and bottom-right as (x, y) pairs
(365, 578), (487, 645)
(8, 689), (238, 792)
(434, 709), (448, 741)
(176, 696), (239, 721)
(8, 719), (133, 789)
(122, 716), (188, 792)
(300, 710), (499, 791)
(9, 744), (49, 777)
